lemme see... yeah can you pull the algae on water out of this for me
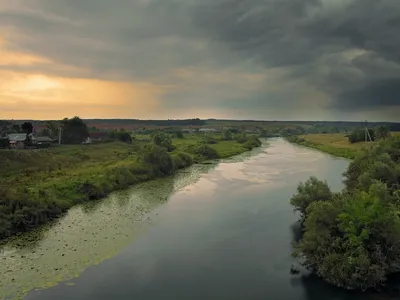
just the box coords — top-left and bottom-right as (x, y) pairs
(0, 164), (216, 300)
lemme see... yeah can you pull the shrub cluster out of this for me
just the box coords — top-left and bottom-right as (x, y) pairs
(291, 137), (400, 290)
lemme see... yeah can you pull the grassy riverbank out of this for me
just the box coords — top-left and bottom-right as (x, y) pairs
(288, 132), (400, 159)
(0, 133), (261, 241)
(287, 133), (372, 159)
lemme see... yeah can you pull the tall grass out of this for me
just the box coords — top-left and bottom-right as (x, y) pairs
(0, 134), (262, 241)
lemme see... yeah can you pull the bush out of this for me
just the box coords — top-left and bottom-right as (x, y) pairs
(348, 129), (375, 143)
(194, 144), (219, 159)
(243, 137), (262, 150)
(138, 144), (175, 175)
(0, 138), (9, 148)
(152, 132), (175, 152)
(235, 133), (248, 144)
(222, 129), (233, 140)
(171, 152), (193, 170)
(295, 184), (400, 290)
(290, 176), (333, 217)
(202, 135), (218, 144)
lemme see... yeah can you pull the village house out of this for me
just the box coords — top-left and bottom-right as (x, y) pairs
(181, 128), (196, 133)
(199, 128), (218, 133)
(8, 133), (37, 149)
(83, 132), (108, 144)
(36, 136), (56, 148)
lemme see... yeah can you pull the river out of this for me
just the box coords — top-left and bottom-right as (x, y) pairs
(0, 138), (395, 299)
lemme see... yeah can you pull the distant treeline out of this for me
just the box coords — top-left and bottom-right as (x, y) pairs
(210, 120), (400, 131)
(85, 118), (206, 127)
(3, 119), (400, 131)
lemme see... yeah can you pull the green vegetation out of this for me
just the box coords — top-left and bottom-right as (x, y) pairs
(0, 131), (261, 241)
(288, 132), (400, 159)
(348, 128), (376, 143)
(61, 117), (89, 144)
(291, 137), (400, 291)
(0, 137), (9, 148)
(287, 134), (362, 159)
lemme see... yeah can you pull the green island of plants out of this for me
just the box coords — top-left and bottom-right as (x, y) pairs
(290, 137), (400, 291)
(0, 128), (261, 242)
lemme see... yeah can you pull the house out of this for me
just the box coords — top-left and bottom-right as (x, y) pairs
(37, 136), (55, 143)
(36, 136), (56, 147)
(84, 132), (108, 144)
(199, 128), (217, 133)
(8, 133), (37, 149)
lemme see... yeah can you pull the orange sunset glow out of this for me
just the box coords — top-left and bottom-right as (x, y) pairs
(0, 37), (167, 119)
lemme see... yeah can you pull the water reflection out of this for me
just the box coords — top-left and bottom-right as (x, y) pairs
(10, 138), (396, 300)
(0, 162), (217, 300)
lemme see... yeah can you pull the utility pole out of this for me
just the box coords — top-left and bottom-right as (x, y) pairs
(58, 125), (62, 145)
(364, 120), (373, 142)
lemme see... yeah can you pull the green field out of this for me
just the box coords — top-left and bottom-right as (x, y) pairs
(288, 132), (400, 159)
(0, 133), (261, 241)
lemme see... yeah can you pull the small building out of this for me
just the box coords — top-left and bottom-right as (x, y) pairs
(84, 132), (108, 144)
(37, 136), (55, 143)
(8, 133), (37, 149)
(199, 128), (217, 133)
(37, 136), (56, 148)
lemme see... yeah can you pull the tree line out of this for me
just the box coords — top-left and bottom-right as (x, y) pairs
(347, 125), (391, 143)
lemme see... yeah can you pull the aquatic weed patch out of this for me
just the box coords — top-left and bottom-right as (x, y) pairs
(0, 163), (217, 300)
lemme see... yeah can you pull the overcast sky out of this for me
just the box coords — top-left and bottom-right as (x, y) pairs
(1, 0), (399, 121)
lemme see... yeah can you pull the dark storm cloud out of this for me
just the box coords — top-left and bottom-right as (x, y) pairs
(1, 0), (400, 119)
(192, 0), (400, 111)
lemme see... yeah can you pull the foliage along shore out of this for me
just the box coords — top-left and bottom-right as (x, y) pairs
(286, 135), (360, 159)
(0, 132), (261, 242)
(286, 129), (399, 160)
(290, 136), (400, 291)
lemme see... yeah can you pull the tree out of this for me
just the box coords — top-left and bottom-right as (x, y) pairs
(348, 129), (375, 143)
(222, 129), (233, 140)
(139, 144), (175, 175)
(151, 131), (175, 151)
(292, 137), (400, 290)
(115, 130), (133, 144)
(290, 176), (333, 217)
(45, 121), (60, 139)
(21, 122), (33, 134)
(235, 132), (248, 143)
(61, 117), (89, 144)
(11, 124), (21, 133)
(375, 125), (391, 140)
(295, 185), (400, 290)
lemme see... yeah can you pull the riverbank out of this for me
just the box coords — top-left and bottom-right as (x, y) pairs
(286, 134), (369, 159)
(2, 138), (352, 300)
(287, 133), (400, 159)
(0, 133), (261, 242)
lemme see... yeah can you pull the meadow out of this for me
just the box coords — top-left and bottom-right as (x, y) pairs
(288, 132), (400, 159)
(0, 132), (261, 241)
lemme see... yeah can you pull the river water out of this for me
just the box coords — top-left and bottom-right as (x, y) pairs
(0, 138), (396, 299)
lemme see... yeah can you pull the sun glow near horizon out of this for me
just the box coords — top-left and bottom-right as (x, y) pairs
(0, 38), (171, 119)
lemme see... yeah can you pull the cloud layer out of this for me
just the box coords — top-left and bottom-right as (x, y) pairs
(0, 0), (399, 120)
